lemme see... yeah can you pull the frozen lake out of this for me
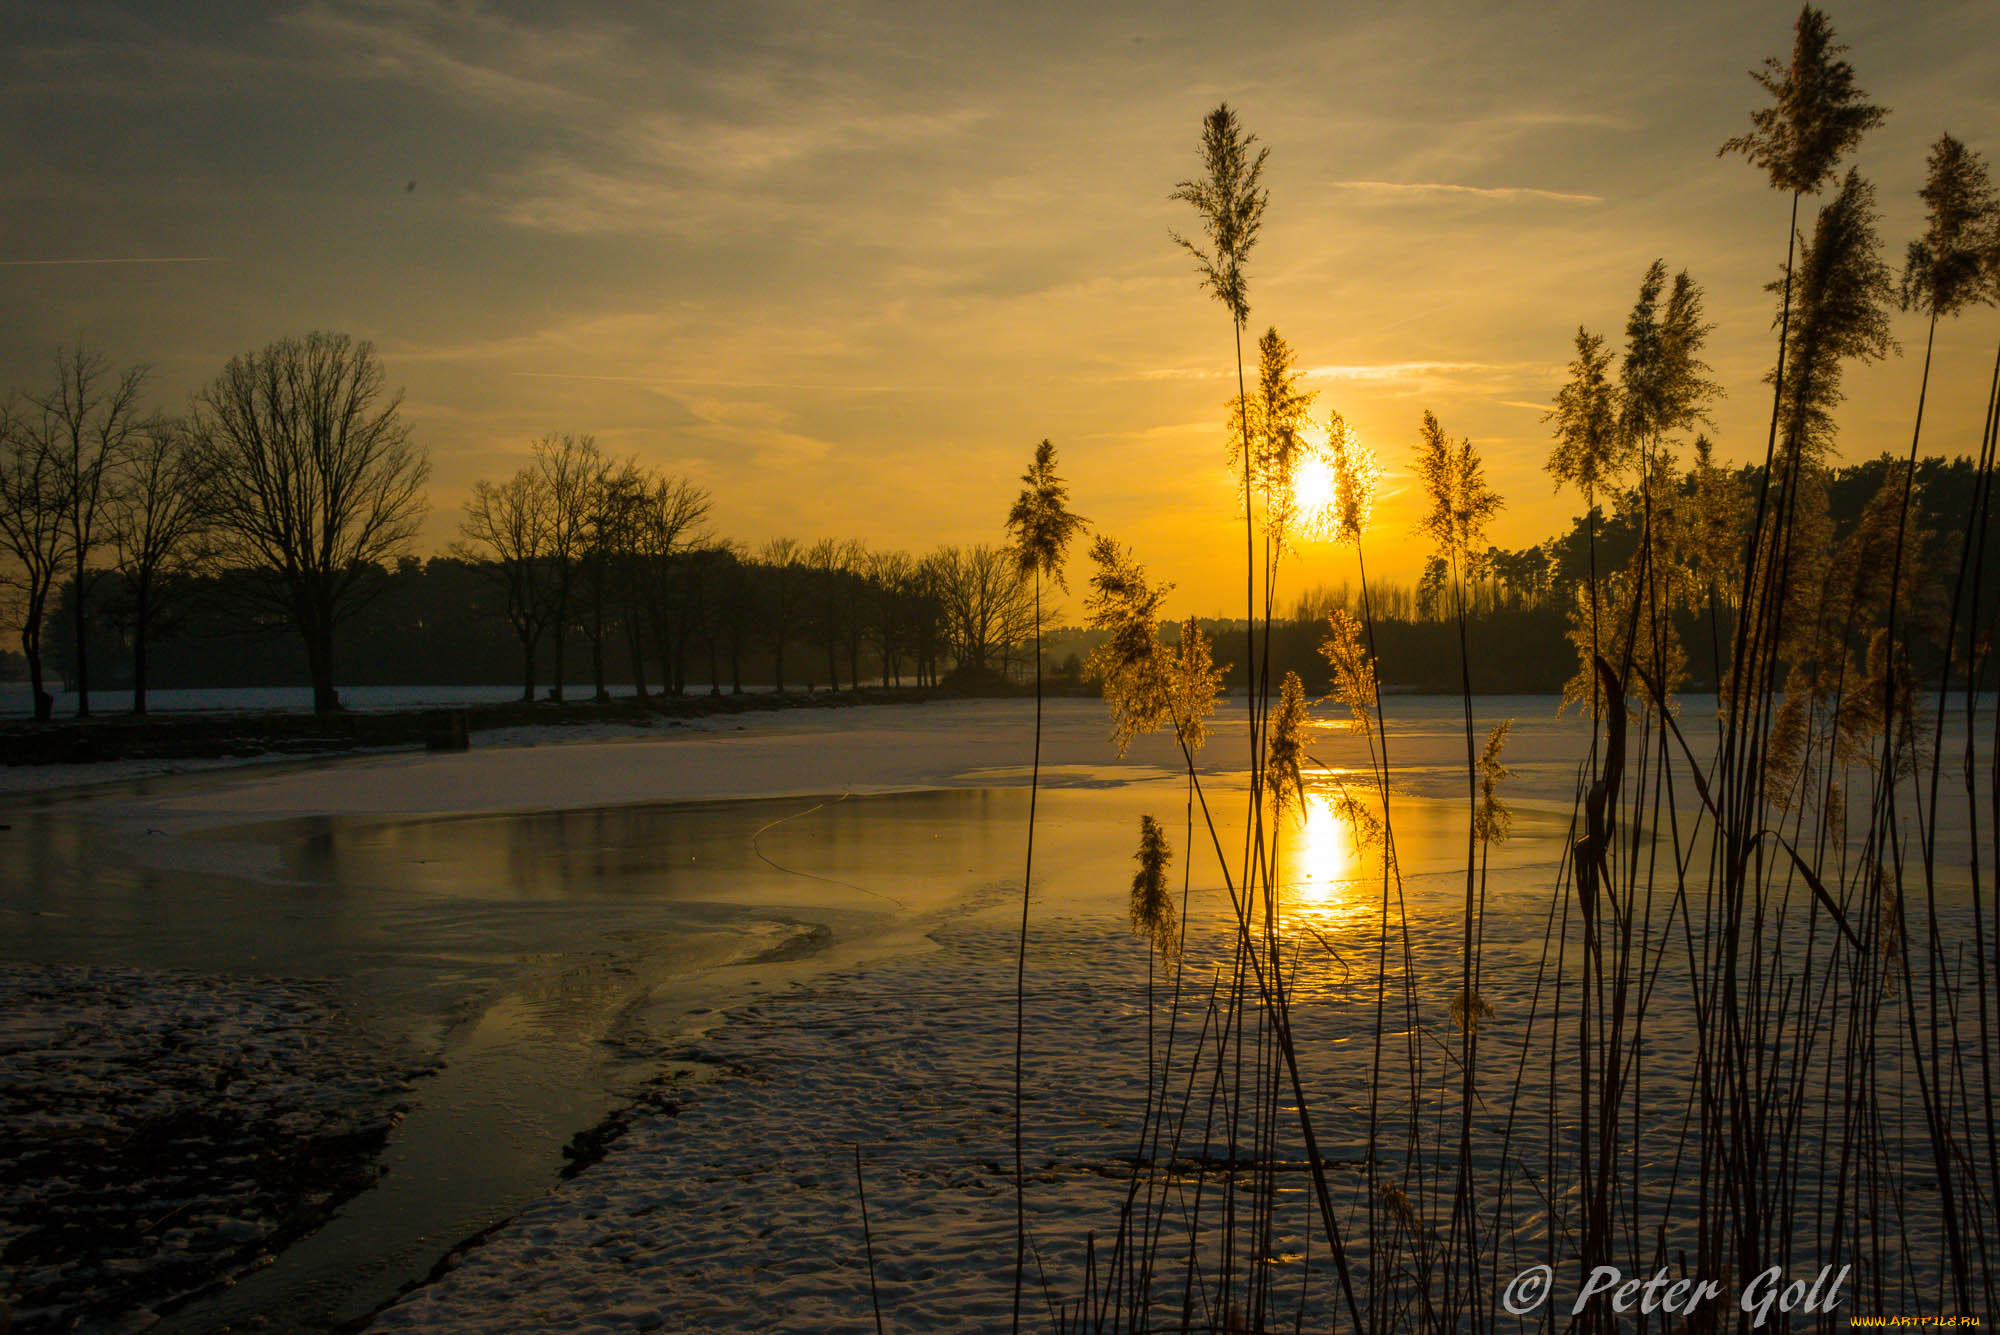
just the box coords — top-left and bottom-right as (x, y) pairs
(1, 696), (1984, 1330)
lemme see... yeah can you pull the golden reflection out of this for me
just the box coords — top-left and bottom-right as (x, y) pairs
(1273, 777), (1379, 939)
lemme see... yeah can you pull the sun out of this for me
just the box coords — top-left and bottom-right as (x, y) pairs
(1293, 455), (1338, 540)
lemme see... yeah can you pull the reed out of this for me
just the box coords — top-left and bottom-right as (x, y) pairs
(1008, 12), (2000, 1330)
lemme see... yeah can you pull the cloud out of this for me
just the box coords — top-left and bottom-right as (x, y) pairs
(508, 371), (921, 394)
(1123, 366), (1235, 382)
(1327, 180), (1603, 205)
(278, 0), (992, 240)
(1305, 361), (1549, 384)
(280, 0), (620, 117)
(0, 256), (226, 266)
(1297, 361), (1568, 405)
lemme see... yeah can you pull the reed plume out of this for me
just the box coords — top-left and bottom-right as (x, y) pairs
(1129, 815), (1178, 960)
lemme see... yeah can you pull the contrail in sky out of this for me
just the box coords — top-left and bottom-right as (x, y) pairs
(0, 256), (225, 266)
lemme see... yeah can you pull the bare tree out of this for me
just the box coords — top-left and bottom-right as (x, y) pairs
(712, 543), (752, 693)
(0, 397), (68, 720)
(581, 455), (643, 700)
(804, 537), (852, 691)
(760, 536), (801, 691)
(455, 465), (554, 702)
(865, 548), (916, 687)
(634, 473), (712, 695)
(934, 543), (1035, 677)
(190, 332), (428, 714)
(683, 542), (739, 696)
(104, 416), (211, 715)
(910, 552), (950, 686)
(535, 433), (600, 702)
(835, 539), (869, 690)
(35, 345), (152, 716)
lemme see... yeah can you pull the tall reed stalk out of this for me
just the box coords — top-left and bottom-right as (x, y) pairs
(1005, 440), (1084, 1332)
(1019, 15), (1996, 1330)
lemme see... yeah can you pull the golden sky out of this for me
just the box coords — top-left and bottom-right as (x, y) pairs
(3, 1), (1996, 613)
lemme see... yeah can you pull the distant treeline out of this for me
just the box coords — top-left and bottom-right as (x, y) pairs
(13, 450), (1989, 704)
(0, 342), (1046, 716)
(31, 543), (1036, 699)
(4, 331), (1993, 711)
(1166, 451), (1996, 695)
(1291, 453), (1990, 621)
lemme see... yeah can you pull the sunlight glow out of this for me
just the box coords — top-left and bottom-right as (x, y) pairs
(1293, 455), (1339, 541)
(1277, 780), (1375, 939)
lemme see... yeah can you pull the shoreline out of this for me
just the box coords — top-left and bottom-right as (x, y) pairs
(4, 698), (1979, 1328)
(0, 684), (963, 771)
(2, 724), (1096, 1331)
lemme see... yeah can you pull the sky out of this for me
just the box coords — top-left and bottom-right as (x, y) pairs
(2, 0), (1996, 615)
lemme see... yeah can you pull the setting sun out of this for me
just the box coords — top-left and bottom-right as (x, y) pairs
(1292, 454), (1339, 543)
(1, 4), (1991, 1329)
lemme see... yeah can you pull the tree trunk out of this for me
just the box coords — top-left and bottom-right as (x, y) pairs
(826, 639), (839, 692)
(304, 615), (339, 715)
(552, 623), (566, 702)
(131, 584), (150, 717)
(24, 627), (50, 722)
(627, 616), (649, 700)
(707, 636), (721, 696)
(773, 635), (785, 693)
(589, 602), (608, 702)
(71, 562), (91, 718)
(519, 629), (538, 703)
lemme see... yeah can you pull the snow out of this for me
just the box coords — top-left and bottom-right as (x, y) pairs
(6, 695), (1972, 1330)
(0, 965), (428, 1332)
(0, 682), (737, 720)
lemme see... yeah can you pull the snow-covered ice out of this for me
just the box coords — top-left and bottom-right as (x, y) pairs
(5, 696), (1973, 1330)
(0, 965), (426, 1333)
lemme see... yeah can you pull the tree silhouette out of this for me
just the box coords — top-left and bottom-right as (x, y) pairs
(104, 416), (210, 715)
(0, 397), (69, 720)
(535, 433), (601, 702)
(191, 332), (428, 714)
(760, 537), (801, 692)
(35, 345), (152, 717)
(456, 465), (556, 702)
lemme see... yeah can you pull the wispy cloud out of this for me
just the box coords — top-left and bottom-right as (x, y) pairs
(1328, 180), (1603, 205)
(0, 256), (225, 266)
(1122, 360), (1566, 395)
(1306, 361), (1531, 383)
(1299, 361), (1567, 402)
(281, 0), (619, 117)
(509, 371), (919, 394)
(1124, 366), (1235, 382)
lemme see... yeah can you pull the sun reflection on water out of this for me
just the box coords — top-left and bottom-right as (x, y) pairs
(1274, 777), (1380, 941)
